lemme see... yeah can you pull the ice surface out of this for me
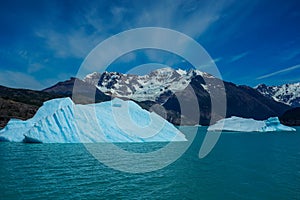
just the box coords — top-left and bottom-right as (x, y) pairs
(208, 116), (296, 132)
(0, 98), (74, 142)
(0, 98), (186, 143)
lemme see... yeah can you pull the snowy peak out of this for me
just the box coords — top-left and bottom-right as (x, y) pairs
(255, 82), (300, 107)
(83, 68), (212, 102)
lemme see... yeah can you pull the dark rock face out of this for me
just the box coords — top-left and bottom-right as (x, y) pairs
(160, 79), (291, 126)
(0, 98), (38, 128)
(280, 107), (300, 126)
(42, 77), (111, 104)
(0, 78), (111, 128)
(226, 84), (290, 119)
(0, 85), (62, 106)
(162, 75), (211, 125)
(0, 85), (62, 128)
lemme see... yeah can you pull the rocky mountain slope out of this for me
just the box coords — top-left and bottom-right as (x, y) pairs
(0, 85), (62, 127)
(161, 76), (290, 125)
(83, 68), (210, 103)
(0, 78), (111, 128)
(0, 68), (295, 127)
(84, 68), (291, 125)
(255, 83), (300, 107)
(43, 77), (111, 104)
(279, 107), (300, 126)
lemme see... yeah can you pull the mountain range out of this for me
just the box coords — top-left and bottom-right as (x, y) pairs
(255, 82), (300, 107)
(83, 68), (293, 125)
(0, 68), (299, 128)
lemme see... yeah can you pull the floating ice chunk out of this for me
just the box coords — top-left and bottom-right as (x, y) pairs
(0, 98), (186, 143)
(261, 117), (296, 132)
(0, 98), (74, 142)
(208, 116), (296, 132)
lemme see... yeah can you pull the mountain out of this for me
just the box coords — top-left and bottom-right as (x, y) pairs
(162, 77), (290, 125)
(0, 68), (294, 128)
(0, 98), (37, 128)
(83, 68), (210, 103)
(0, 78), (111, 128)
(0, 85), (62, 106)
(255, 83), (300, 107)
(0, 85), (62, 127)
(84, 68), (291, 125)
(279, 107), (300, 126)
(42, 77), (111, 104)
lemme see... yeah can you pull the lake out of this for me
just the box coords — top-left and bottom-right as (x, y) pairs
(0, 126), (299, 199)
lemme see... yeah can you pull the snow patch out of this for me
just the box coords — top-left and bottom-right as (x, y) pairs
(84, 68), (213, 102)
(256, 82), (300, 107)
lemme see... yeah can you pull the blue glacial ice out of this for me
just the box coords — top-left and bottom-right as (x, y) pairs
(208, 116), (296, 132)
(0, 98), (186, 143)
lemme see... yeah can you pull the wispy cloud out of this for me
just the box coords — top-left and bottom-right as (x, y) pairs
(36, 0), (233, 59)
(213, 57), (222, 63)
(282, 49), (300, 61)
(0, 70), (45, 89)
(36, 29), (103, 59)
(256, 64), (300, 80)
(2, 0), (300, 89)
(229, 51), (249, 63)
(133, 0), (232, 38)
(199, 57), (223, 71)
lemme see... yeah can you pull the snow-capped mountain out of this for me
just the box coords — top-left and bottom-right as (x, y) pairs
(255, 83), (300, 107)
(1, 68), (293, 127)
(83, 68), (291, 125)
(83, 67), (210, 103)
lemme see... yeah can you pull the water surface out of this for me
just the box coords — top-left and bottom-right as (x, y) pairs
(0, 127), (299, 199)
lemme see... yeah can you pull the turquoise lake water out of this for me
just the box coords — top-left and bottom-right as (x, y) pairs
(0, 127), (299, 199)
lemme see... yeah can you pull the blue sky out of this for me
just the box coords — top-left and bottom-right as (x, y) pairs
(0, 0), (300, 89)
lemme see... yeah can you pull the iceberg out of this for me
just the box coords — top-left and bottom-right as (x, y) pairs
(0, 98), (186, 143)
(208, 116), (296, 132)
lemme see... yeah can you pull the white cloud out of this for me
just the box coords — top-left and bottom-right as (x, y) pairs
(18, 50), (29, 60)
(200, 57), (222, 69)
(0, 70), (75, 90)
(213, 57), (222, 63)
(0, 70), (45, 90)
(256, 64), (300, 80)
(35, 0), (233, 60)
(133, 0), (232, 38)
(36, 29), (103, 59)
(27, 63), (45, 73)
(229, 51), (249, 63)
(282, 49), (300, 61)
(116, 51), (137, 63)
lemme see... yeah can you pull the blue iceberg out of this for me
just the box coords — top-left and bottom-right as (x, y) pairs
(208, 116), (296, 132)
(0, 98), (186, 143)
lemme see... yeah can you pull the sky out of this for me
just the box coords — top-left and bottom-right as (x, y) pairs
(0, 0), (300, 90)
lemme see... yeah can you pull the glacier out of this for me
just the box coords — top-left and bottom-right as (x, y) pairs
(83, 67), (211, 102)
(0, 98), (186, 143)
(208, 116), (296, 132)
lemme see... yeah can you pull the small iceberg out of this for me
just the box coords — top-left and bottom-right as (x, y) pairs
(0, 98), (186, 143)
(208, 116), (296, 132)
